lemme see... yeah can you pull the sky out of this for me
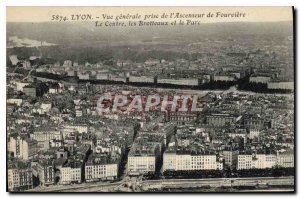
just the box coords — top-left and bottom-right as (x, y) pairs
(7, 6), (293, 23)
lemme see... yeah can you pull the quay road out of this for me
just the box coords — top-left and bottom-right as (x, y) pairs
(27, 176), (294, 192)
(6, 73), (293, 100)
(30, 75), (294, 99)
(28, 180), (123, 192)
(142, 176), (294, 191)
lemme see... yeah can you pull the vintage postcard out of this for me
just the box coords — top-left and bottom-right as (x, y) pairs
(6, 7), (294, 192)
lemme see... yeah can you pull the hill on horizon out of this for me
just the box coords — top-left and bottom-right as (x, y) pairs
(7, 21), (293, 46)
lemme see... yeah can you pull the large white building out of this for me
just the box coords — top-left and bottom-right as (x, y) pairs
(8, 167), (33, 191)
(206, 113), (238, 127)
(128, 155), (156, 173)
(85, 164), (118, 182)
(163, 152), (223, 172)
(31, 130), (62, 150)
(237, 154), (277, 170)
(249, 76), (271, 84)
(64, 124), (88, 134)
(85, 154), (118, 181)
(213, 75), (236, 82)
(32, 130), (62, 142)
(157, 78), (199, 86)
(127, 142), (160, 174)
(238, 150), (295, 170)
(129, 76), (154, 83)
(60, 162), (82, 184)
(267, 82), (294, 90)
(8, 136), (38, 160)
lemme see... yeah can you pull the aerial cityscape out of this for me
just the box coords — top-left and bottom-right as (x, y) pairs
(6, 7), (294, 193)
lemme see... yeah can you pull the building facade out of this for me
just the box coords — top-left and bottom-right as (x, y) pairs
(237, 154), (277, 170)
(163, 153), (223, 172)
(128, 156), (156, 173)
(85, 164), (118, 182)
(60, 166), (82, 184)
(8, 136), (38, 160)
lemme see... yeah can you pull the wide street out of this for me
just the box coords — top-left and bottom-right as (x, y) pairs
(27, 176), (294, 192)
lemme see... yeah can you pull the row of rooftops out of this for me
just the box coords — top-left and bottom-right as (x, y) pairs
(86, 153), (119, 165)
(8, 160), (31, 169)
(165, 146), (218, 156)
(128, 142), (160, 156)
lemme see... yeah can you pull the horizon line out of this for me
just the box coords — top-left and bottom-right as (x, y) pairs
(6, 20), (293, 23)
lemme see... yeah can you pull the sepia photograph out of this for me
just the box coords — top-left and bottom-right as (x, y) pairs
(5, 6), (295, 193)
